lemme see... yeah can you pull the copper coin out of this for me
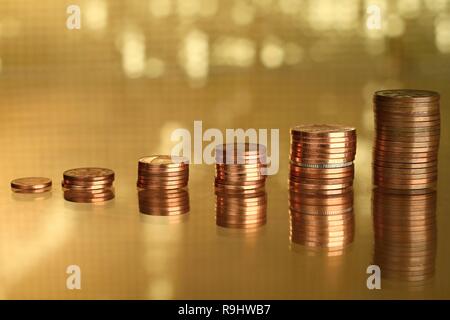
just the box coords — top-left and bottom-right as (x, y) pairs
(12, 186), (52, 194)
(11, 177), (52, 190)
(63, 168), (114, 182)
(374, 89), (440, 103)
(291, 124), (356, 138)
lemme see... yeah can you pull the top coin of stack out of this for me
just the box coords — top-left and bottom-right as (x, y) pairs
(11, 177), (52, 193)
(373, 89), (440, 192)
(289, 124), (357, 195)
(215, 143), (267, 194)
(62, 168), (115, 203)
(137, 155), (189, 189)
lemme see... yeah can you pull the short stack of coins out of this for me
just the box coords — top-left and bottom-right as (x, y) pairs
(137, 155), (189, 216)
(289, 124), (357, 195)
(373, 89), (440, 192)
(373, 188), (437, 284)
(214, 143), (267, 228)
(289, 190), (355, 251)
(62, 168), (115, 203)
(11, 177), (52, 194)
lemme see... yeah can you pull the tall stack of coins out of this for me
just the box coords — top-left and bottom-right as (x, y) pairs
(11, 177), (52, 194)
(137, 155), (189, 216)
(373, 188), (437, 284)
(373, 90), (440, 192)
(289, 125), (356, 195)
(289, 191), (355, 251)
(62, 168), (115, 203)
(214, 143), (267, 228)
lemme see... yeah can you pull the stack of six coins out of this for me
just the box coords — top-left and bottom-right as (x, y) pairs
(289, 124), (357, 250)
(215, 143), (268, 229)
(373, 90), (440, 192)
(62, 168), (115, 203)
(137, 155), (190, 215)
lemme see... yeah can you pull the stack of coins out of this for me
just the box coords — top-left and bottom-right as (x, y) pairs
(289, 191), (354, 251)
(215, 143), (267, 194)
(137, 155), (189, 216)
(137, 155), (189, 190)
(214, 143), (267, 228)
(373, 188), (437, 284)
(216, 192), (267, 229)
(289, 125), (356, 195)
(373, 89), (440, 192)
(62, 168), (115, 203)
(11, 177), (52, 194)
(138, 189), (190, 216)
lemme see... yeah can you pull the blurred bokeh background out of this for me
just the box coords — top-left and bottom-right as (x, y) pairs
(0, 0), (449, 299)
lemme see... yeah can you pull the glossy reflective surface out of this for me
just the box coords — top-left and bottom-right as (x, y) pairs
(0, 0), (450, 299)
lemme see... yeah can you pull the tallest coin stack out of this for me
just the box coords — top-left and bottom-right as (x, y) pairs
(373, 90), (440, 192)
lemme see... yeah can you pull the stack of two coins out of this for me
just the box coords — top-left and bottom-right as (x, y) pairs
(137, 155), (190, 216)
(62, 168), (115, 203)
(373, 189), (437, 284)
(289, 125), (357, 250)
(11, 177), (52, 194)
(373, 90), (440, 192)
(214, 143), (267, 229)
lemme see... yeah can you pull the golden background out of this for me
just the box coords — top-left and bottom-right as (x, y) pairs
(0, 0), (449, 299)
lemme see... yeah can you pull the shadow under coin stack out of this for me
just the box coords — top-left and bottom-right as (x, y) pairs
(373, 89), (440, 192)
(137, 155), (190, 216)
(373, 188), (437, 285)
(215, 143), (267, 229)
(289, 125), (356, 250)
(11, 177), (52, 194)
(62, 168), (115, 203)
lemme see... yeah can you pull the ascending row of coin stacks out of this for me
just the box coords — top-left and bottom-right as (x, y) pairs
(214, 143), (267, 229)
(62, 168), (115, 203)
(137, 155), (190, 215)
(373, 90), (440, 192)
(373, 188), (437, 286)
(289, 125), (357, 250)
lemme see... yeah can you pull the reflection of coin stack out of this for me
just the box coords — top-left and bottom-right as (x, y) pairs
(62, 168), (115, 203)
(289, 125), (356, 250)
(373, 188), (437, 284)
(289, 191), (354, 251)
(214, 143), (267, 229)
(373, 90), (440, 192)
(137, 155), (189, 216)
(289, 125), (356, 195)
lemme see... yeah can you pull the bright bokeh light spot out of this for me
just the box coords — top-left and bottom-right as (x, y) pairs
(232, 0), (255, 25)
(212, 37), (256, 67)
(307, 0), (359, 31)
(179, 29), (209, 81)
(424, 0), (448, 12)
(278, 0), (302, 15)
(145, 57), (166, 78)
(176, 0), (201, 17)
(121, 28), (146, 78)
(199, 0), (219, 17)
(84, 0), (108, 30)
(149, 0), (172, 18)
(284, 42), (304, 65)
(385, 14), (405, 38)
(261, 38), (285, 68)
(397, 0), (421, 19)
(435, 14), (450, 53)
